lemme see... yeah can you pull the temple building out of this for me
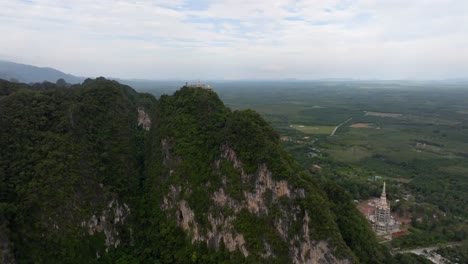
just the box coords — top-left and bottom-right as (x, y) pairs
(368, 182), (399, 234)
(183, 81), (212, 90)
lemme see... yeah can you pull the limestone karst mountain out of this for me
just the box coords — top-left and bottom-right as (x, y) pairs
(0, 78), (391, 263)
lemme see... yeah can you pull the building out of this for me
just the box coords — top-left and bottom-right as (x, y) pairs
(184, 81), (212, 90)
(368, 182), (399, 234)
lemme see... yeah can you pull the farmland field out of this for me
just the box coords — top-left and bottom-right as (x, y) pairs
(350, 123), (372, 128)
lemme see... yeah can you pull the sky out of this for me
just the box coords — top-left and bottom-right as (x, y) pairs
(0, 0), (467, 80)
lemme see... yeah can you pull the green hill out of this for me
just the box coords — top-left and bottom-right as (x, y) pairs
(1, 78), (398, 263)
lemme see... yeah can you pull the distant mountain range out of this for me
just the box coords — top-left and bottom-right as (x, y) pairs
(0, 60), (84, 84)
(1, 60), (467, 86)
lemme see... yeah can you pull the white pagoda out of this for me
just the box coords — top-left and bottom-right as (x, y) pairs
(369, 182), (399, 234)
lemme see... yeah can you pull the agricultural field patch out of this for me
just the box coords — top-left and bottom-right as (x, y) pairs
(350, 123), (373, 128)
(398, 115), (461, 126)
(290, 124), (335, 135)
(364, 111), (402, 118)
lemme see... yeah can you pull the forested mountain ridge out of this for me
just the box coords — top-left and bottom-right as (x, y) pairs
(1, 78), (396, 263)
(0, 60), (84, 84)
(0, 78), (154, 263)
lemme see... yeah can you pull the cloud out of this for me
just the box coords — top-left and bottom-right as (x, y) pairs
(0, 0), (467, 79)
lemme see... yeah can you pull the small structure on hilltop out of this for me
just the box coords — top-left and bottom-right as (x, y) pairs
(368, 182), (399, 235)
(184, 81), (212, 90)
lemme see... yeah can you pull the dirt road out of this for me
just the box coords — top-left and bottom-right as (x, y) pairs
(330, 118), (352, 136)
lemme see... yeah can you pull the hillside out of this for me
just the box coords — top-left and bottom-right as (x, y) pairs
(0, 60), (84, 84)
(0, 78), (402, 263)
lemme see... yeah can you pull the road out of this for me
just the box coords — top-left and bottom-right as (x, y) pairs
(394, 242), (462, 254)
(330, 118), (352, 136)
(394, 242), (462, 264)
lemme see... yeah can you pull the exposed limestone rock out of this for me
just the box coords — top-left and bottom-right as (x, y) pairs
(261, 241), (275, 258)
(161, 144), (350, 263)
(221, 144), (244, 171)
(178, 200), (200, 239)
(162, 185), (249, 256)
(220, 145), (349, 263)
(275, 180), (291, 197)
(162, 186), (200, 240)
(220, 144), (294, 202)
(274, 217), (288, 240)
(161, 185), (180, 210)
(212, 188), (240, 212)
(137, 107), (151, 130)
(290, 212), (350, 264)
(219, 144), (297, 216)
(206, 213), (248, 256)
(84, 198), (130, 250)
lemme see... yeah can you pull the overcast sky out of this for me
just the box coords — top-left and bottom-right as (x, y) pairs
(1, 0), (467, 80)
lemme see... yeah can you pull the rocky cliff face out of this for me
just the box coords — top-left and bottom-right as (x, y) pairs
(82, 198), (131, 251)
(137, 107), (151, 131)
(146, 87), (355, 263)
(160, 143), (350, 263)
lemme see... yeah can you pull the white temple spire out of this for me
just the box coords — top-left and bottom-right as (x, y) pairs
(368, 181), (399, 234)
(379, 182), (387, 205)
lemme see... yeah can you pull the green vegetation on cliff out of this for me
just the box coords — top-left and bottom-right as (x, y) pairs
(1, 78), (415, 263)
(0, 78), (153, 263)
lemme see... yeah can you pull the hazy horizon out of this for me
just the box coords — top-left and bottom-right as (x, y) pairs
(1, 0), (467, 80)
(3, 59), (468, 84)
